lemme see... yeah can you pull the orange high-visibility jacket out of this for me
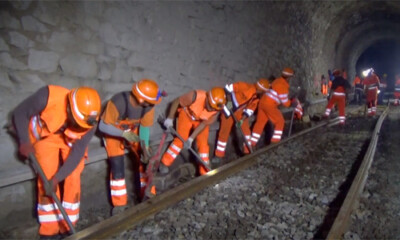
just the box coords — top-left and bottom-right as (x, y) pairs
(225, 82), (259, 115)
(182, 90), (218, 122)
(29, 85), (90, 144)
(264, 77), (292, 108)
(363, 73), (380, 91)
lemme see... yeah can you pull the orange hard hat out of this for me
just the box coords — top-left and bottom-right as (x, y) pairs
(132, 79), (162, 105)
(282, 67), (294, 77)
(256, 78), (270, 92)
(68, 87), (101, 129)
(207, 87), (226, 110)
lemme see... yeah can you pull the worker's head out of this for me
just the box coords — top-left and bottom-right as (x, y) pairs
(255, 78), (270, 93)
(332, 69), (342, 77)
(281, 67), (294, 79)
(207, 87), (226, 111)
(132, 79), (163, 106)
(68, 87), (101, 129)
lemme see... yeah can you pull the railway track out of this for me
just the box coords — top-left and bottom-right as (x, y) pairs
(66, 105), (387, 240)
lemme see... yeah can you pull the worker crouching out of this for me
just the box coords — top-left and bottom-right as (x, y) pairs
(98, 79), (164, 216)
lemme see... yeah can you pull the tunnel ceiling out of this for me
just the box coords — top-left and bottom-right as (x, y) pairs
(328, 1), (400, 80)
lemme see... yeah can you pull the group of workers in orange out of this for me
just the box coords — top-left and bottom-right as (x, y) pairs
(11, 66), (305, 239)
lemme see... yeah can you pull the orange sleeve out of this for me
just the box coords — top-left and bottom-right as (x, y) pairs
(179, 90), (196, 107)
(101, 101), (120, 125)
(275, 83), (291, 108)
(140, 107), (155, 127)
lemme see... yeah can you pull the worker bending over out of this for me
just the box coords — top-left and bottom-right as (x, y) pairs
(12, 85), (101, 239)
(214, 79), (270, 163)
(161, 87), (226, 175)
(98, 79), (164, 215)
(251, 67), (301, 146)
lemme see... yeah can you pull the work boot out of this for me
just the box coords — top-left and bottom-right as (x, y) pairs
(111, 205), (129, 216)
(158, 163), (169, 174)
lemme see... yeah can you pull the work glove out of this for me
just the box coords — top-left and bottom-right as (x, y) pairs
(226, 101), (233, 111)
(19, 142), (35, 159)
(44, 177), (59, 197)
(236, 119), (244, 128)
(163, 118), (174, 129)
(122, 130), (140, 143)
(183, 137), (194, 150)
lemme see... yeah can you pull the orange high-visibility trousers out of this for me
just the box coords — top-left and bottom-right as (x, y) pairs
(394, 91), (400, 105)
(366, 89), (378, 116)
(33, 133), (85, 236)
(324, 93), (346, 124)
(104, 128), (146, 206)
(161, 110), (211, 175)
(251, 102), (284, 145)
(215, 108), (251, 158)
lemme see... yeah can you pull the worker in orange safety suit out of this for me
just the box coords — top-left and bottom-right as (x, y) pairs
(363, 68), (380, 116)
(324, 69), (352, 125)
(12, 85), (101, 239)
(98, 79), (164, 215)
(353, 74), (363, 105)
(213, 79), (270, 162)
(250, 67), (302, 146)
(394, 74), (400, 106)
(160, 87), (226, 176)
(321, 75), (329, 97)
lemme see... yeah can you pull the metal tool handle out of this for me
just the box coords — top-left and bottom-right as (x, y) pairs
(226, 106), (253, 153)
(28, 153), (76, 234)
(288, 109), (296, 137)
(167, 127), (211, 171)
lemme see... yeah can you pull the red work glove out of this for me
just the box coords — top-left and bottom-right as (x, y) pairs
(19, 142), (35, 158)
(44, 177), (59, 197)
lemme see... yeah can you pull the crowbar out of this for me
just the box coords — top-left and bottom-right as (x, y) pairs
(224, 106), (253, 153)
(166, 127), (211, 171)
(28, 153), (76, 234)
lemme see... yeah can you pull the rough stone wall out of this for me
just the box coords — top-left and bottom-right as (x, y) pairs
(0, 1), (314, 172)
(0, 0), (359, 230)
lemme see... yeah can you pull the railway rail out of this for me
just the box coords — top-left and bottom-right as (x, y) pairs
(65, 105), (387, 240)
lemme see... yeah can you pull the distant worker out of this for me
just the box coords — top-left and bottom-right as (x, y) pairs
(12, 85), (101, 239)
(378, 73), (388, 105)
(98, 79), (164, 215)
(214, 79), (270, 163)
(323, 69), (352, 125)
(161, 87), (226, 175)
(394, 74), (400, 106)
(353, 74), (363, 105)
(321, 74), (329, 97)
(363, 68), (380, 116)
(251, 67), (302, 146)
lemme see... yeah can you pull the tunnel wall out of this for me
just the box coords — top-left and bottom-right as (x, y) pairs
(0, 0), (339, 231)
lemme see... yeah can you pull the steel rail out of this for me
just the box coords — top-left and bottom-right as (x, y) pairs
(326, 106), (389, 240)
(66, 115), (339, 240)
